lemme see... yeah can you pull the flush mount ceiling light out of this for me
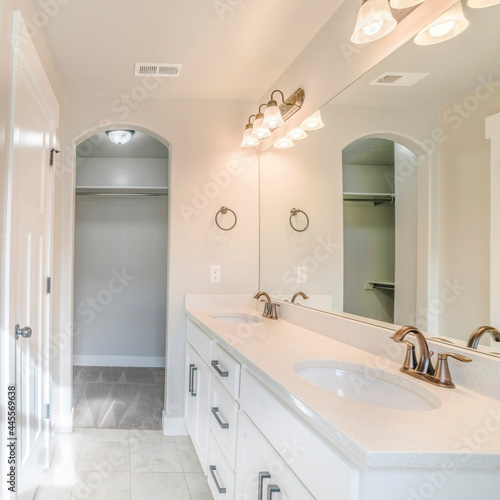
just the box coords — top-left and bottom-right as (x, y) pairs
(241, 116), (261, 148)
(351, 0), (398, 44)
(274, 137), (294, 149)
(390, 0), (425, 8)
(106, 130), (135, 145)
(300, 110), (325, 131)
(414, 1), (469, 45)
(467, 0), (500, 7)
(286, 128), (308, 141)
(251, 104), (272, 139)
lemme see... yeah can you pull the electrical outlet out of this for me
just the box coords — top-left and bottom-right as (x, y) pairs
(211, 265), (221, 283)
(297, 266), (307, 284)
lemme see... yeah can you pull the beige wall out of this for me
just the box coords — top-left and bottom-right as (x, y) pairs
(438, 79), (500, 340)
(60, 96), (259, 426)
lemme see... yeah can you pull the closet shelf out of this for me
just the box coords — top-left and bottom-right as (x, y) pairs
(76, 186), (168, 196)
(343, 192), (395, 204)
(366, 281), (395, 291)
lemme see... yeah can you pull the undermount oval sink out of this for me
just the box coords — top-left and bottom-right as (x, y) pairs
(210, 313), (264, 325)
(294, 362), (441, 412)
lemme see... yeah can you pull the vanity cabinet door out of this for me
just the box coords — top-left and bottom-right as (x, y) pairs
(236, 412), (315, 500)
(185, 342), (212, 472)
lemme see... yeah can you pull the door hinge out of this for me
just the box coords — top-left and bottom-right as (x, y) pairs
(46, 276), (51, 294)
(49, 148), (60, 167)
(44, 403), (50, 420)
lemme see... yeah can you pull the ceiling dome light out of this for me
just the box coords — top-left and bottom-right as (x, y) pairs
(274, 137), (294, 149)
(251, 108), (271, 139)
(414, 1), (469, 45)
(351, 0), (397, 44)
(241, 123), (260, 148)
(300, 110), (325, 131)
(286, 128), (308, 141)
(467, 0), (500, 7)
(390, 0), (425, 8)
(106, 130), (135, 145)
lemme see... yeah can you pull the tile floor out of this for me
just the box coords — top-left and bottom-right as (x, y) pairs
(34, 429), (213, 500)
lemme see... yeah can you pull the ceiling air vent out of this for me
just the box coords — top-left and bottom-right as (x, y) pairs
(134, 63), (182, 78)
(370, 72), (430, 87)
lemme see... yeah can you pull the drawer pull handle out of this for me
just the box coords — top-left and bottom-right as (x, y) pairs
(211, 360), (229, 377)
(209, 465), (226, 494)
(267, 484), (280, 499)
(211, 407), (229, 429)
(258, 471), (271, 500)
(190, 365), (197, 396)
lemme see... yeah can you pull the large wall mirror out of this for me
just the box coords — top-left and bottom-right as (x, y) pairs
(259, 1), (500, 355)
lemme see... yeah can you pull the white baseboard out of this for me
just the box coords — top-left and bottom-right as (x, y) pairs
(73, 355), (165, 368)
(162, 411), (188, 436)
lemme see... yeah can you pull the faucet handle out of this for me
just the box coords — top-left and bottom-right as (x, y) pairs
(269, 303), (280, 320)
(402, 341), (418, 370)
(429, 352), (472, 388)
(259, 299), (270, 317)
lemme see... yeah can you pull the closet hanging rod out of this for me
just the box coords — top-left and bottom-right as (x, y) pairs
(75, 192), (168, 197)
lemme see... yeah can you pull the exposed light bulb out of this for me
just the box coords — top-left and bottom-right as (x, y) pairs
(106, 130), (134, 145)
(286, 128), (307, 141)
(428, 20), (455, 37)
(274, 137), (294, 149)
(362, 21), (383, 36)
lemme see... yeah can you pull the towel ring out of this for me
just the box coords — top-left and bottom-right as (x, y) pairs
(289, 208), (309, 232)
(215, 206), (237, 231)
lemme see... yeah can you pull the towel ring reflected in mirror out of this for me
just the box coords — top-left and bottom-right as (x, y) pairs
(215, 206), (237, 231)
(289, 208), (309, 232)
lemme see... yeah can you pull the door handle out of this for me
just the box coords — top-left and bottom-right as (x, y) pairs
(211, 360), (229, 377)
(211, 407), (229, 429)
(190, 365), (197, 396)
(209, 465), (226, 494)
(267, 484), (280, 499)
(15, 324), (32, 340)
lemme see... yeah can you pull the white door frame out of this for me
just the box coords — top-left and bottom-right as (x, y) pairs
(0, 11), (59, 500)
(57, 124), (172, 433)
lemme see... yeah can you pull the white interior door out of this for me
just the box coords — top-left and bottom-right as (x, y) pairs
(10, 59), (54, 500)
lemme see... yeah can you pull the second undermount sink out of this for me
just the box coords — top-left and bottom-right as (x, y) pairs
(295, 362), (441, 412)
(210, 313), (264, 325)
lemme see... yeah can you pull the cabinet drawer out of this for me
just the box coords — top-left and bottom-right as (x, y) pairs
(240, 370), (359, 500)
(211, 343), (240, 399)
(207, 431), (235, 500)
(187, 319), (213, 365)
(209, 377), (239, 470)
(236, 412), (315, 500)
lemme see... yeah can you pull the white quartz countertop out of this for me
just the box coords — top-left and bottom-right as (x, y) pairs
(185, 306), (500, 469)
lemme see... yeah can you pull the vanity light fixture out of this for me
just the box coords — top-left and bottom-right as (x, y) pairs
(467, 0), (500, 7)
(106, 130), (135, 145)
(251, 104), (271, 139)
(286, 128), (308, 141)
(351, 0), (398, 44)
(274, 137), (294, 149)
(300, 110), (325, 131)
(241, 115), (260, 148)
(414, 1), (469, 45)
(390, 0), (426, 8)
(240, 88), (305, 147)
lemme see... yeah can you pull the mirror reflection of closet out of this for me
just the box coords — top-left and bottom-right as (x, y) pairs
(342, 137), (417, 326)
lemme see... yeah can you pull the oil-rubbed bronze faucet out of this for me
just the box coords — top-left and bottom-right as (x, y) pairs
(391, 325), (472, 388)
(291, 292), (309, 304)
(253, 292), (280, 320)
(466, 325), (500, 349)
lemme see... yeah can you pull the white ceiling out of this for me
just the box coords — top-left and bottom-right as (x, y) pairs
(40, 0), (343, 101)
(76, 131), (169, 158)
(343, 138), (395, 166)
(331, 3), (500, 109)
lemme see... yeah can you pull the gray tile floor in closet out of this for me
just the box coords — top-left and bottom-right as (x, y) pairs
(73, 366), (165, 429)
